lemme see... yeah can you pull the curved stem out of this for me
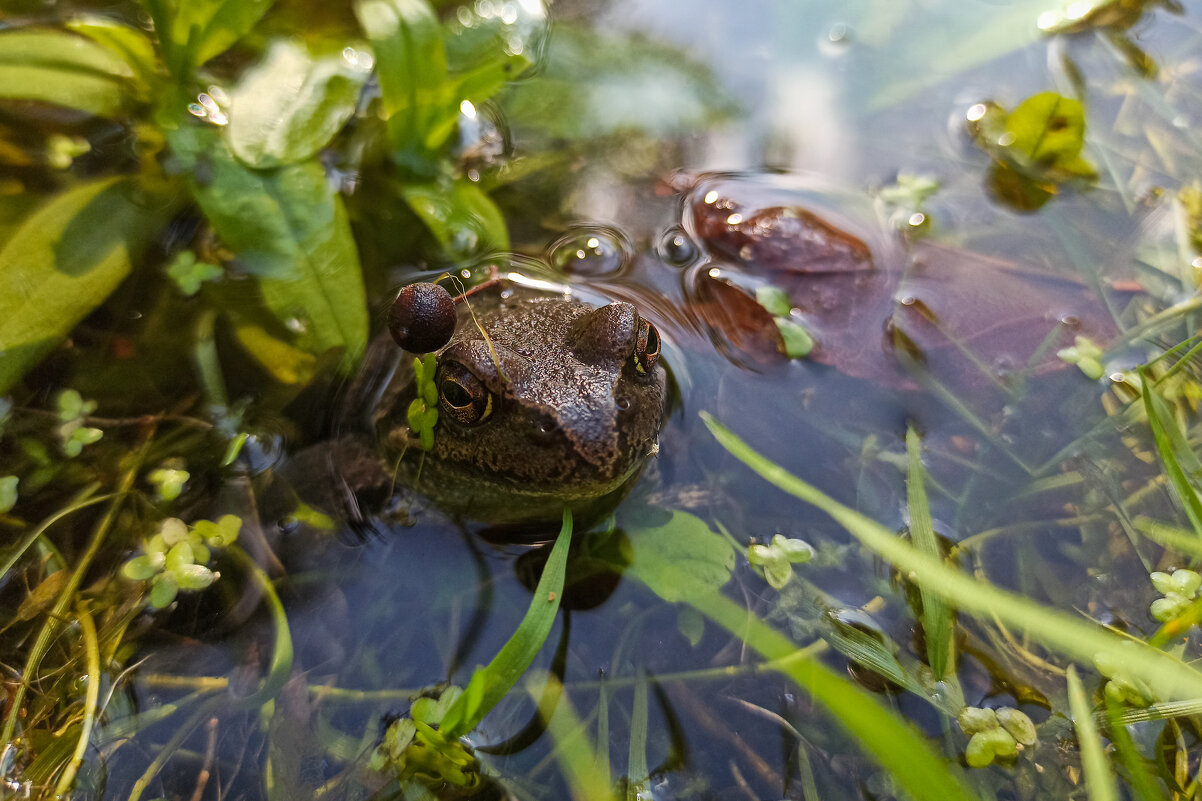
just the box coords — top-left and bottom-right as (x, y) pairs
(1, 437), (148, 747)
(0, 483), (106, 582)
(54, 601), (101, 795)
(225, 545), (294, 706)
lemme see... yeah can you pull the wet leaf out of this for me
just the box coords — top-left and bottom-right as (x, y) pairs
(0, 475), (17, 515)
(16, 570), (69, 622)
(1005, 93), (1096, 178)
(143, 0), (275, 78)
(65, 16), (160, 93)
(121, 554), (163, 581)
(355, 0), (458, 167)
(177, 131), (368, 362)
(227, 40), (371, 169)
(0, 29), (138, 116)
(691, 275), (785, 366)
(402, 179), (509, 259)
(228, 314), (319, 386)
(0, 178), (171, 396)
(624, 509), (735, 602)
(173, 563), (216, 590)
(149, 573), (179, 608)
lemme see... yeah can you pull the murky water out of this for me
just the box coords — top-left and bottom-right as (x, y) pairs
(3, 0), (1202, 799)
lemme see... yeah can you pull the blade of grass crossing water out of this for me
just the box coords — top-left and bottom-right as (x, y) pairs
(907, 427), (956, 680)
(700, 412), (1202, 703)
(1140, 369), (1202, 539)
(530, 671), (613, 801)
(626, 670), (650, 799)
(441, 509), (573, 737)
(695, 590), (980, 801)
(1067, 667), (1118, 801)
(1104, 695), (1165, 801)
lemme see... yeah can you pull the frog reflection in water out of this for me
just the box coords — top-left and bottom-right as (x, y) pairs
(341, 276), (667, 528)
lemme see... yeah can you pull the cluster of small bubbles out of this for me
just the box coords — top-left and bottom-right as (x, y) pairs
(187, 88), (229, 126)
(548, 227), (630, 277)
(341, 46), (375, 71)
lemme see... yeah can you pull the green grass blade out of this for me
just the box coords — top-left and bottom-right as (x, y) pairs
(626, 670), (650, 795)
(697, 591), (980, 801)
(530, 671), (614, 801)
(1140, 369), (1202, 538)
(1067, 667), (1118, 801)
(907, 427), (956, 680)
(1135, 517), (1202, 559)
(700, 412), (1202, 703)
(441, 509), (573, 737)
(1104, 695), (1164, 801)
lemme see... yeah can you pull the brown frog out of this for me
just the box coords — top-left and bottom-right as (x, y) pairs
(338, 274), (667, 528)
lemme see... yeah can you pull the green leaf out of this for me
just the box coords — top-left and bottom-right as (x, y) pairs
(0, 476), (17, 515)
(227, 40), (371, 168)
(149, 573), (179, 608)
(355, 0), (458, 165)
(440, 508), (572, 738)
(173, 563), (216, 590)
(1140, 370), (1202, 538)
(176, 131), (368, 362)
(121, 554), (163, 581)
(143, 0), (276, 78)
(906, 427), (955, 680)
(775, 319), (814, 359)
(1067, 667), (1118, 801)
(165, 541), (195, 572)
(700, 412), (1202, 704)
(402, 177), (510, 260)
(624, 509), (735, 602)
(0, 29), (137, 116)
(65, 16), (160, 93)
(0, 178), (172, 396)
(756, 286), (791, 317)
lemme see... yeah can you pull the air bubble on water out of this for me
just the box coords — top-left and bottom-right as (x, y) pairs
(966, 103), (987, 122)
(547, 227), (631, 277)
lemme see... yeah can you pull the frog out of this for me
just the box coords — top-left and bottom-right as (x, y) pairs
(331, 273), (668, 530)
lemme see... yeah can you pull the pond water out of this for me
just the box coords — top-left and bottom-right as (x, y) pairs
(2, 0), (1202, 799)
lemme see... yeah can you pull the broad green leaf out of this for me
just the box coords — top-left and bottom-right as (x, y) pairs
(0, 29), (137, 116)
(624, 509), (735, 603)
(1004, 92), (1096, 179)
(701, 412), (1202, 704)
(65, 17), (160, 93)
(355, 0), (458, 165)
(227, 40), (371, 169)
(440, 509), (572, 738)
(444, 4), (544, 104)
(143, 0), (276, 78)
(0, 178), (171, 395)
(175, 130), (368, 361)
(401, 179), (509, 259)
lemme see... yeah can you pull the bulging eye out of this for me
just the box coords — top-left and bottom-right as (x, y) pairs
(632, 319), (661, 375)
(437, 362), (493, 426)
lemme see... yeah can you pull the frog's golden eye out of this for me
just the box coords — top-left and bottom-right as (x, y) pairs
(633, 319), (661, 375)
(437, 362), (493, 426)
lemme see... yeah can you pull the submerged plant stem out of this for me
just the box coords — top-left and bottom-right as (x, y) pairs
(1, 437), (149, 748)
(54, 601), (101, 796)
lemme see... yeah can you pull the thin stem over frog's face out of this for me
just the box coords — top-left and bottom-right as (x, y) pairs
(374, 289), (667, 526)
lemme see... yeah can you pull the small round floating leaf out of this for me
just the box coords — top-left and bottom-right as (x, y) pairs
(149, 573), (179, 608)
(957, 706), (998, 735)
(388, 282), (457, 353)
(996, 708), (1037, 746)
(0, 475), (17, 514)
(1171, 569), (1201, 597)
(165, 541), (195, 572)
(174, 563), (216, 590)
(121, 554), (161, 581)
(965, 732), (995, 768)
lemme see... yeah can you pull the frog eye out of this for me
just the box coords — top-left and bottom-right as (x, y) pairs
(633, 319), (661, 375)
(437, 362), (493, 426)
